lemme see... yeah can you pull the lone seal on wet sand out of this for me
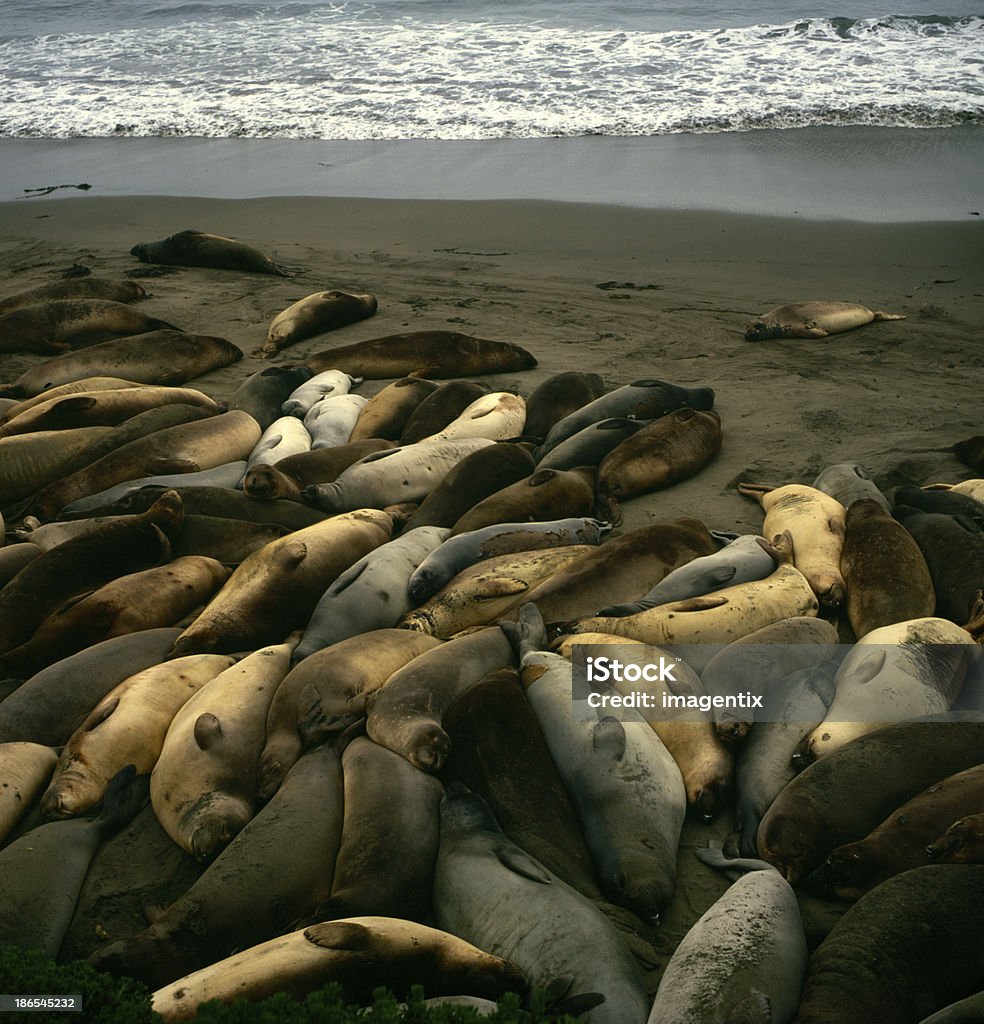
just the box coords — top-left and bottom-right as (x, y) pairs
(745, 301), (906, 340)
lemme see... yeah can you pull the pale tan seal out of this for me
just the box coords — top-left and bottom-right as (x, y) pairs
(258, 290), (377, 357)
(0, 277), (147, 316)
(745, 301), (907, 340)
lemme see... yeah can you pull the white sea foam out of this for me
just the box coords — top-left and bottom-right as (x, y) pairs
(1, 7), (981, 138)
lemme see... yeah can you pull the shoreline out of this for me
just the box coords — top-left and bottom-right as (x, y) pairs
(1, 125), (983, 221)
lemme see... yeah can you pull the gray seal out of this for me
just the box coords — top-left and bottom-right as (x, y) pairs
(535, 418), (646, 472)
(596, 534), (778, 616)
(813, 462), (891, 511)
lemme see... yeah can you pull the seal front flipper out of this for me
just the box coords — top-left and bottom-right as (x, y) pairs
(94, 763), (150, 836)
(496, 844), (553, 885)
(193, 712), (223, 751)
(725, 990), (773, 1024)
(592, 717), (627, 762)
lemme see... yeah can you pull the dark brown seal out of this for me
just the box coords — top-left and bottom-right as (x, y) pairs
(349, 377), (440, 441)
(450, 467), (596, 536)
(790, 865), (984, 1024)
(0, 277), (146, 316)
(130, 229), (302, 276)
(242, 440), (395, 502)
(817, 763), (984, 899)
(304, 331), (537, 380)
(523, 372), (606, 442)
(596, 408), (722, 524)
(404, 442), (537, 530)
(757, 713), (984, 884)
(840, 498), (935, 639)
(399, 381), (491, 444)
(953, 435), (984, 474)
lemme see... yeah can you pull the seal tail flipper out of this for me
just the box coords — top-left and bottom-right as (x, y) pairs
(696, 841), (780, 878)
(93, 764), (150, 838)
(724, 990), (773, 1024)
(963, 590), (984, 639)
(499, 601), (549, 660)
(271, 262), (305, 277)
(593, 492), (623, 527)
(872, 311), (906, 321)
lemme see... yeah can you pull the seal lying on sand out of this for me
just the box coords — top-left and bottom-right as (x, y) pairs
(745, 301), (906, 340)
(130, 230), (302, 276)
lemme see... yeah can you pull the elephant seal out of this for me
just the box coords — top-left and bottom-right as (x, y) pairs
(399, 544), (593, 638)
(505, 604), (686, 921)
(699, 614), (840, 743)
(539, 378), (715, 456)
(523, 371), (606, 442)
(87, 743), (345, 989)
(399, 381), (490, 444)
(0, 385), (221, 438)
(303, 393), (367, 448)
(0, 544), (39, 588)
(442, 668), (601, 898)
(348, 377), (438, 441)
(597, 534), (777, 616)
(421, 392), (527, 443)
(512, 517), (722, 626)
(32, 410), (260, 521)
(303, 331), (537, 380)
(171, 515), (290, 564)
(407, 517), (610, 604)
(744, 301), (906, 340)
(281, 369), (361, 419)
(39, 652), (236, 818)
(365, 626), (515, 772)
(257, 630), (441, 798)
(259, 290), (377, 356)
(567, 543), (820, 651)
(246, 415), (312, 469)
(55, 404), (220, 479)
(840, 498), (936, 639)
(434, 785), (649, 1024)
(0, 743), (59, 845)
(0, 376), (143, 422)
(734, 659), (839, 856)
(130, 229), (302, 276)
(168, 509), (392, 657)
(536, 417), (646, 472)
(58, 461), (247, 516)
(149, 917), (526, 1022)
(0, 299), (179, 355)
(894, 507), (984, 624)
(294, 525), (449, 659)
(450, 466), (596, 536)
(0, 276), (146, 316)
(0, 330), (243, 399)
(302, 438), (494, 514)
(949, 479), (984, 502)
(75, 483), (327, 530)
(151, 642), (294, 861)
(648, 850), (807, 1024)
(242, 439), (394, 501)
(739, 482), (847, 608)
(796, 617), (975, 762)
(813, 462), (891, 511)
(0, 556), (231, 679)
(0, 765), (147, 958)
(404, 442), (536, 530)
(817, 764), (984, 900)
(757, 713), (984, 883)
(790, 865), (984, 1024)
(0, 492), (182, 656)
(894, 484), (984, 520)
(595, 408), (722, 524)
(0, 426), (116, 508)
(304, 736), (444, 923)
(927, 812), (984, 863)
(229, 366), (315, 432)
(0, 628), (182, 746)
(953, 435), (984, 474)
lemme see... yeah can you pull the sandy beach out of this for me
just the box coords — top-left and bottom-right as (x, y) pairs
(1, 130), (983, 1001)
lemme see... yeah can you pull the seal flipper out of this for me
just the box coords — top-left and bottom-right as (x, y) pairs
(93, 764), (150, 838)
(499, 601), (548, 661)
(193, 712), (223, 750)
(304, 920), (373, 951)
(496, 844), (553, 885)
(725, 990), (773, 1024)
(592, 717), (627, 762)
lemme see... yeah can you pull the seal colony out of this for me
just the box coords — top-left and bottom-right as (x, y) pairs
(0, 210), (982, 1024)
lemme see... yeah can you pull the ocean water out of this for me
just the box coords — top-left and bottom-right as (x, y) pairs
(0, 1), (982, 139)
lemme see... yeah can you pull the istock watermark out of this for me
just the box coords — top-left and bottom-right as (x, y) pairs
(568, 642), (982, 724)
